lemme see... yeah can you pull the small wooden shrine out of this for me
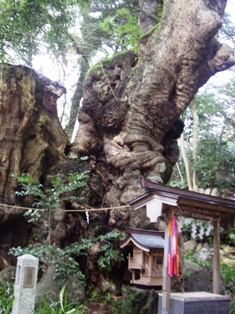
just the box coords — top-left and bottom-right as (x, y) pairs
(126, 178), (235, 314)
(120, 228), (164, 286)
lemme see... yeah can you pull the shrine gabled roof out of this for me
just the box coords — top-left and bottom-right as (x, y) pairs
(139, 178), (235, 211)
(120, 228), (164, 252)
(127, 178), (235, 220)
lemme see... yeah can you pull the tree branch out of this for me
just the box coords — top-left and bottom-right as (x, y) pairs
(69, 35), (90, 66)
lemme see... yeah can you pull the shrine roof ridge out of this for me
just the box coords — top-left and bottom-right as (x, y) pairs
(139, 178), (235, 211)
(121, 227), (165, 251)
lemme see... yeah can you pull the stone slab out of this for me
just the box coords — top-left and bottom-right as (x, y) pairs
(157, 291), (230, 314)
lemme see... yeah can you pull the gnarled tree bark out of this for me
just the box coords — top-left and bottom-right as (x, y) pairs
(0, 65), (69, 204)
(72, 0), (235, 206)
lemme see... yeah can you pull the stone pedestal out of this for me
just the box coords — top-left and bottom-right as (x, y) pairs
(158, 291), (230, 314)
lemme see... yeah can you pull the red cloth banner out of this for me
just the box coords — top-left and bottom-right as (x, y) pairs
(167, 216), (180, 277)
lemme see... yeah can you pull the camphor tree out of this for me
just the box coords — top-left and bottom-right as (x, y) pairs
(0, 0), (235, 304)
(0, 0), (140, 203)
(72, 0), (235, 206)
(0, 0), (235, 207)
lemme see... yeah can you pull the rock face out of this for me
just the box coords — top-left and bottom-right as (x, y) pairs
(183, 239), (197, 252)
(0, 266), (16, 283)
(121, 285), (158, 314)
(36, 266), (85, 305)
(184, 267), (226, 294)
(73, 0), (235, 206)
(0, 65), (69, 204)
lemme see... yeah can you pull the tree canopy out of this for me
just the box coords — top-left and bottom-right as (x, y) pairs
(0, 0), (78, 65)
(0, 0), (140, 64)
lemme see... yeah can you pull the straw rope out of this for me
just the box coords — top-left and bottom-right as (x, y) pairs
(0, 202), (130, 213)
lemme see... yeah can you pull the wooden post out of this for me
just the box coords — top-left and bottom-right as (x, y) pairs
(162, 212), (171, 314)
(149, 254), (153, 277)
(213, 219), (220, 294)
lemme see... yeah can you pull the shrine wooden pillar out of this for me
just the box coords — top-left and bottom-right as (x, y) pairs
(213, 219), (220, 294)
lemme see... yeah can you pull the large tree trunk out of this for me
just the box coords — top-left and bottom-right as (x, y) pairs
(0, 65), (69, 204)
(72, 0), (235, 206)
(0, 65), (69, 265)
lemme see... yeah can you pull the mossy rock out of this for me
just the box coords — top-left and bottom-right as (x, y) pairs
(120, 285), (158, 314)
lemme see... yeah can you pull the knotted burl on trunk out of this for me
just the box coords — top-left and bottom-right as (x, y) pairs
(72, 0), (235, 206)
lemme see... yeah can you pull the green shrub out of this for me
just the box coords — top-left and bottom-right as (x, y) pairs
(221, 263), (235, 295)
(230, 298), (235, 314)
(228, 228), (235, 245)
(36, 285), (89, 314)
(184, 251), (212, 268)
(12, 171), (89, 245)
(97, 230), (125, 272)
(0, 281), (14, 314)
(9, 230), (125, 288)
(9, 239), (93, 288)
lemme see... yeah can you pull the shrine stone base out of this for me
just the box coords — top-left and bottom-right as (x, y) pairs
(157, 291), (230, 314)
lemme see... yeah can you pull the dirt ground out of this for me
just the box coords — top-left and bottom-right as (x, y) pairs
(89, 301), (114, 314)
